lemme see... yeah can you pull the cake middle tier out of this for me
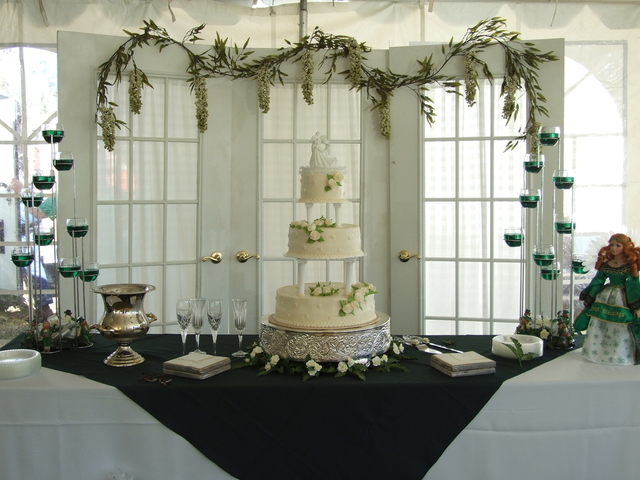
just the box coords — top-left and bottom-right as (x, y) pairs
(272, 282), (377, 330)
(284, 223), (365, 259)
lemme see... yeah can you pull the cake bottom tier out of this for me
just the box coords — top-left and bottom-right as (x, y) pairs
(259, 313), (391, 362)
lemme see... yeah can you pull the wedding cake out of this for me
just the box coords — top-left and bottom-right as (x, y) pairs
(260, 133), (389, 361)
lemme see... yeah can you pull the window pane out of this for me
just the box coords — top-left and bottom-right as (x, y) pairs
(167, 142), (198, 201)
(167, 204), (196, 262)
(132, 141), (164, 201)
(424, 261), (455, 317)
(458, 201), (490, 258)
(424, 142), (455, 198)
(263, 143), (294, 199)
(424, 202), (455, 258)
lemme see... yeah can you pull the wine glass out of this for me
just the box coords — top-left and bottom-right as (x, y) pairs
(207, 299), (222, 355)
(189, 298), (206, 354)
(176, 298), (192, 356)
(231, 298), (247, 357)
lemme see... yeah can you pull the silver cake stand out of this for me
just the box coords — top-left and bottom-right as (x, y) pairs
(259, 313), (391, 362)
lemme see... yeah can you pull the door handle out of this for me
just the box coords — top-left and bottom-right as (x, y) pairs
(201, 251), (223, 264)
(398, 250), (421, 262)
(236, 251), (260, 263)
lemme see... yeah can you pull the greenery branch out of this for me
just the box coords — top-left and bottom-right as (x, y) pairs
(95, 17), (557, 151)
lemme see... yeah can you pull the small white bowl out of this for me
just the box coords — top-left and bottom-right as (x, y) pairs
(0, 349), (42, 380)
(492, 334), (544, 360)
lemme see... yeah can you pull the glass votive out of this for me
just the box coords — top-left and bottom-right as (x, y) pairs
(58, 257), (81, 278)
(533, 244), (555, 267)
(66, 218), (89, 238)
(503, 228), (523, 247)
(572, 254), (590, 274)
(540, 262), (561, 281)
(34, 225), (55, 246)
(53, 152), (74, 171)
(79, 262), (100, 283)
(554, 214), (575, 235)
(32, 169), (56, 191)
(519, 189), (540, 208)
(538, 126), (560, 146)
(552, 169), (574, 190)
(523, 154), (545, 174)
(11, 246), (35, 268)
(21, 188), (44, 207)
(42, 123), (64, 144)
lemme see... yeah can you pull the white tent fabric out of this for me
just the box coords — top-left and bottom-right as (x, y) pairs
(2, 1), (640, 47)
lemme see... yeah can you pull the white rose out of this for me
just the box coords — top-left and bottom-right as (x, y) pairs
(354, 291), (365, 302)
(264, 362), (272, 371)
(270, 354), (280, 365)
(328, 179), (337, 188)
(347, 357), (355, 367)
(352, 282), (364, 290)
(350, 300), (360, 311)
(540, 329), (550, 339)
(312, 287), (322, 296)
(313, 219), (323, 226)
(306, 223), (316, 231)
(369, 285), (377, 293)
(309, 230), (321, 241)
(337, 361), (348, 373)
(322, 286), (332, 294)
(342, 303), (353, 314)
(334, 172), (344, 183)
(393, 343), (401, 355)
(382, 354), (388, 362)
(372, 356), (382, 367)
(306, 359), (317, 369)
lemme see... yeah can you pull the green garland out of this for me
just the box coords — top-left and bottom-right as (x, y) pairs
(96, 17), (557, 151)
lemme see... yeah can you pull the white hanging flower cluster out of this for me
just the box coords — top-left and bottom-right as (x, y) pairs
(193, 75), (208, 133)
(128, 68), (144, 115)
(301, 49), (315, 106)
(464, 52), (479, 107)
(379, 97), (391, 139)
(98, 105), (117, 152)
(257, 66), (271, 114)
(528, 121), (541, 154)
(502, 75), (518, 120)
(348, 38), (362, 89)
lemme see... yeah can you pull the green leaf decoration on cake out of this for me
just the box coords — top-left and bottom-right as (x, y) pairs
(339, 282), (376, 317)
(290, 216), (336, 243)
(324, 172), (344, 192)
(503, 337), (534, 367)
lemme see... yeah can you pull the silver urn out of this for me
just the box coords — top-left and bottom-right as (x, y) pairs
(92, 283), (157, 367)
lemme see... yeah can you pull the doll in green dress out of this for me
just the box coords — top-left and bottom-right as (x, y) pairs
(574, 233), (640, 365)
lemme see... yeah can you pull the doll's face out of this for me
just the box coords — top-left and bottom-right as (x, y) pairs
(610, 241), (624, 256)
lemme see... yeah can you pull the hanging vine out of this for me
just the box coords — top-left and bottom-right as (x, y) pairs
(95, 17), (557, 152)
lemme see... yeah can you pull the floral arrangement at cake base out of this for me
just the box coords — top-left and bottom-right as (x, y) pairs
(515, 309), (575, 350)
(234, 338), (410, 381)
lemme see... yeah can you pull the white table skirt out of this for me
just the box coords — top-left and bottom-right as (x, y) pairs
(426, 348), (640, 480)
(2, 348), (640, 480)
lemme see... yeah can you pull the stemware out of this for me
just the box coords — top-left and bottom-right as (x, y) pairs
(231, 298), (247, 357)
(190, 298), (207, 354)
(176, 298), (192, 356)
(206, 299), (223, 355)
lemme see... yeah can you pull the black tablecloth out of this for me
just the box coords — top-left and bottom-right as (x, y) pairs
(2, 333), (582, 480)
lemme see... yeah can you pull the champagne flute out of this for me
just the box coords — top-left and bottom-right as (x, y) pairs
(207, 299), (222, 355)
(231, 298), (247, 357)
(176, 298), (192, 356)
(190, 298), (206, 354)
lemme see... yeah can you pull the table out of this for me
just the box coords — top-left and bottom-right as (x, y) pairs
(2, 334), (640, 480)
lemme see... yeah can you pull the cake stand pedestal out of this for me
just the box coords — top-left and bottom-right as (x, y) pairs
(259, 313), (391, 362)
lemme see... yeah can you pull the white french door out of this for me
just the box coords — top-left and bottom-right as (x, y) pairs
(389, 39), (565, 335)
(57, 32), (259, 334)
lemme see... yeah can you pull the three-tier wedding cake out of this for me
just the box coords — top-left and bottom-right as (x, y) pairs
(259, 133), (390, 361)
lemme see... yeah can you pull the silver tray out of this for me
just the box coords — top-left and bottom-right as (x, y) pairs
(259, 313), (391, 362)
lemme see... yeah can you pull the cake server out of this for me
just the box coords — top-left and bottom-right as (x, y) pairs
(426, 342), (463, 354)
(415, 344), (442, 354)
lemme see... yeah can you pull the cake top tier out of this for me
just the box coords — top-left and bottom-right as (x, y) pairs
(299, 133), (347, 204)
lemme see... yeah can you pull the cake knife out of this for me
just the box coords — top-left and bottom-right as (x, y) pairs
(426, 342), (463, 354)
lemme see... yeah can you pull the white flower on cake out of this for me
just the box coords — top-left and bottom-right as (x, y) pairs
(309, 282), (339, 297)
(340, 282), (376, 317)
(325, 173), (342, 192)
(306, 359), (323, 376)
(290, 216), (337, 244)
